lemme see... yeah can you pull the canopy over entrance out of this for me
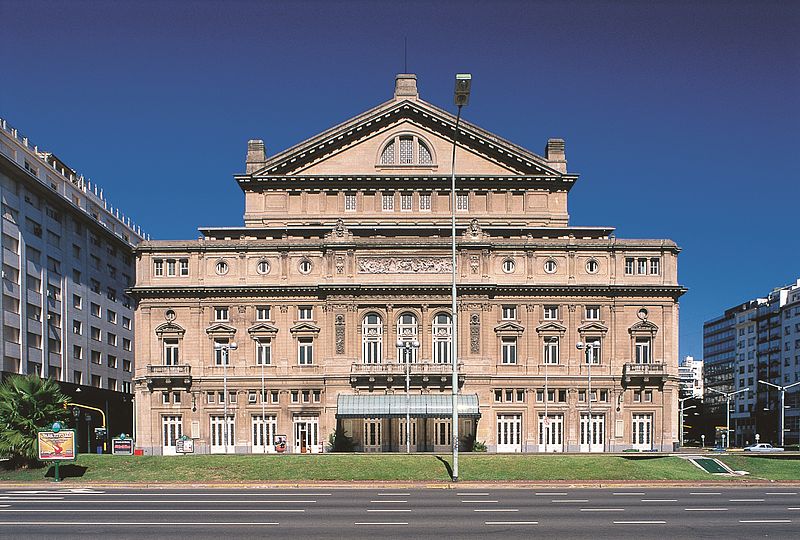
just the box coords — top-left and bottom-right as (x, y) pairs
(336, 394), (480, 419)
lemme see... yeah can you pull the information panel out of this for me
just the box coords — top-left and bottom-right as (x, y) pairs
(38, 430), (76, 461)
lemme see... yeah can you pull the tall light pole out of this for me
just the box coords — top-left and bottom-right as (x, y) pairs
(576, 341), (600, 452)
(451, 73), (471, 482)
(707, 386), (748, 448)
(214, 341), (238, 453)
(397, 338), (420, 453)
(261, 342), (267, 453)
(758, 380), (800, 447)
(679, 396), (697, 447)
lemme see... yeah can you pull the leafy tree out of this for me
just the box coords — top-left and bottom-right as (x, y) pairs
(0, 374), (69, 467)
(327, 426), (355, 452)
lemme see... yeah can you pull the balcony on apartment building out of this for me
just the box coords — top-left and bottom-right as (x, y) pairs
(350, 361), (465, 389)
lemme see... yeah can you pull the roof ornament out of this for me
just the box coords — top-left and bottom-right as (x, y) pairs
(463, 218), (488, 241)
(326, 218), (353, 241)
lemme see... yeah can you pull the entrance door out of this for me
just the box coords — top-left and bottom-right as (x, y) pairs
(363, 418), (382, 452)
(538, 414), (563, 452)
(497, 414), (522, 452)
(210, 415), (235, 453)
(579, 413), (605, 452)
(632, 413), (653, 451)
(251, 415), (276, 453)
(293, 416), (320, 453)
(162, 415), (182, 456)
(399, 419), (417, 451)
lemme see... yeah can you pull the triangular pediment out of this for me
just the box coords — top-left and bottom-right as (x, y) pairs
(155, 321), (185, 337)
(494, 321), (526, 334)
(629, 320), (659, 335)
(242, 98), (566, 180)
(577, 321), (609, 334)
(535, 321), (567, 334)
(289, 322), (321, 334)
(205, 323), (237, 336)
(247, 323), (279, 336)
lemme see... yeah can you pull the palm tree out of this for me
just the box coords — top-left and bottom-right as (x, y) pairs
(0, 374), (69, 467)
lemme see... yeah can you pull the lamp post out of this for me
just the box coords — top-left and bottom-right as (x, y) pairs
(707, 387), (749, 448)
(397, 338), (420, 453)
(214, 341), (238, 453)
(261, 344), (267, 453)
(679, 400), (697, 447)
(576, 341), (600, 452)
(757, 380), (800, 447)
(451, 73), (471, 482)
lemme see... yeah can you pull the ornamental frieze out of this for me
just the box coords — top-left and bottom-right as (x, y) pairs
(357, 256), (453, 274)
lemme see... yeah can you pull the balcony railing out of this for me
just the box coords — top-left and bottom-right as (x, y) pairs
(623, 362), (667, 384)
(147, 364), (191, 377)
(350, 361), (464, 388)
(145, 364), (192, 388)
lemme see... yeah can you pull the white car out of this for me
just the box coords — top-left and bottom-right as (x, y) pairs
(744, 443), (784, 452)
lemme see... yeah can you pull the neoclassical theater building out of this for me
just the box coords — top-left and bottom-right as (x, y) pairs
(131, 74), (684, 455)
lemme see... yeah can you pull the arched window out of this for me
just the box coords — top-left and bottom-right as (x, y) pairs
(380, 140), (396, 164)
(397, 312), (419, 363)
(378, 134), (436, 167)
(362, 312), (383, 364)
(432, 313), (452, 364)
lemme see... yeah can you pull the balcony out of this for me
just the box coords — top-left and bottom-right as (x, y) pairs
(350, 361), (465, 389)
(145, 364), (192, 389)
(623, 362), (667, 386)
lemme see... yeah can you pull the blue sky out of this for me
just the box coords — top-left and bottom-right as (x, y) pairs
(1, 0), (798, 358)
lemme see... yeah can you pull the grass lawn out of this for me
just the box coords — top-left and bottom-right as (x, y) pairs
(5, 453), (797, 483)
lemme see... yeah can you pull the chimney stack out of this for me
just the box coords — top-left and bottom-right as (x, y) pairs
(394, 73), (418, 100)
(246, 139), (267, 174)
(545, 138), (567, 173)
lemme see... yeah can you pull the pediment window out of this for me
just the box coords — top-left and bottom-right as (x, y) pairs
(378, 134), (436, 167)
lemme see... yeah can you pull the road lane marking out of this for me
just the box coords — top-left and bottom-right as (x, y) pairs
(0, 499), (317, 504)
(535, 492), (567, 496)
(739, 520), (791, 523)
(613, 521), (666, 524)
(787, 507), (800, 510)
(613, 492), (645, 496)
(457, 492), (490, 496)
(765, 492), (797, 496)
(551, 499), (588, 503)
(0, 497), (64, 501)
(377, 493), (410, 496)
(485, 521), (538, 525)
(354, 522), (408, 526)
(0, 522), (280, 526)
(730, 499), (765, 502)
(58, 492), (332, 497)
(473, 509), (519, 512)
(684, 508), (729, 511)
(689, 492), (720, 496)
(641, 499), (677, 502)
(367, 509), (411, 513)
(0, 509), (305, 513)
(369, 500), (407, 504)
(462, 500), (498, 503)
(580, 508), (625, 512)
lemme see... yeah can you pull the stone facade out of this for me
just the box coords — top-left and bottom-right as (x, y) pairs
(132, 74), (684, 454)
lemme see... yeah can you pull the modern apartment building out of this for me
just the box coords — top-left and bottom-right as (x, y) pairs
(131, 74), (684, 455)
(679, 355), (703, 399)
(0, 117), (144, 448)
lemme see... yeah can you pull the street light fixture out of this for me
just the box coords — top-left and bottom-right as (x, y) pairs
(678, 396), (697, 447)
(397, 338), (421, 454)
(214, 340), (238, 453)
(707, 386), (749, 448)
(576, 340), (600, 452)
(757, 380), (800, 447)
(450, 73), (471, 482)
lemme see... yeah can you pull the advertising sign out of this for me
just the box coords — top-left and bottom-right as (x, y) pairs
(38, 430), (76, 461)
(175, 437), (194, 454)
(112, 438), (134, 455)
(275, 434), (287, 453)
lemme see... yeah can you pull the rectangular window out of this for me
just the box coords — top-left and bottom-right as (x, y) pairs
(625, 257), (634, 275)
(516, 389), (525, 402)
(456, 193), (468, 211)
(400, 193), (412, 211)
(256, 338), (271, 365)
(107, 332), (118, 346)
(90, 279), (100, 293)
(122, 316), (132, 330)
(107, 310), (117, 324)
(419, 193), (431, 211)
(271, 391), (279, 404)
(214, 307), (229, 321)
(501, 337), (517, 364)
(166, 259), (176, 276)
(585, 342), (601, 364)
(106, 287), (116, 301)
(107, 355), (117, 368)
(164, 339), (180, 365)
(122, 381), (131, 393)
(154, 260), (164, 276)
(382, 193), (394, 211)
(399, 137), (413, 164)
(291, 391), (299, 403)
(344, 193), (356, 212)
(637, 258), (648, 275)
(635, 337), (651, 364)
(179, 259), (189, 276)
(644, 390), (653, 402)
(73, 345), (82, 359)
(123, 338), (131, 351)
(214, 339), (231, 366)
(543, 336), (559, 365)
(633, 390), (641, 402)
(256, 306), (271, 321)
(501, 305), (517, 320)
(434, 419), (452, 446)
(123, 359), (131, 372)
(73, 370), (82, 384)
(298, 338), (314, 365)
(650, 258), (660, 275)
(248, 391), (257, 404)
(585, 306), (600, 320)
(72, 320), (82, 335)
(90, 326), (101, 341)
(543, 305), (559, 320)
(298, 306), (313, 321)
(91, 350), (101, 364)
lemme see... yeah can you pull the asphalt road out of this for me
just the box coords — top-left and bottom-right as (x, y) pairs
(0, 486), (797, 539)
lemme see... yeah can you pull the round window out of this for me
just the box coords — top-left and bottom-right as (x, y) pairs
(257, 260), (270, 275)
(299, 259), (312, 274)
(215, 260), (229, 275)
(544, 259), (557, 274)
(586, 259), (599, 274)
(502, 258), (515, 274)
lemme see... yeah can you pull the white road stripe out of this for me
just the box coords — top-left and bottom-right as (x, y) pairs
(369, 500), (407, 504)
(684, 508), (729, 511)
(739, 520), (791, 523)
(614, 521), (666, 525)
(462, 500), (498, 503)
(788, 507), (800, 510)
(689, 492), (721, 496)
(474, 509), (519, 512)
(377, 493), (410, 496)
(765, 492), (797, 496)
(366, 509), (411, 513)
(485, 521), (538, 525)
(0, 509), (305, 513)
(457, 492), (490, 496)
(613, 492), (645, 496)
(15, 499), (318, 504)
(45, 492), (332, 497)
(0, 522), (280, 526)
(730, 499), (765, 502)
(0, 497), (64, 501)
(354, 522), (408, 526)
(642, 499), (677, 502)
(580, 508), (625, 512)
(551, 499), (589, 503)
(535, 492), (567, 496)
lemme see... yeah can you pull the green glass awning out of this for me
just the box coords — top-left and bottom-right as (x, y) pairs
(336, 394), (480, 418)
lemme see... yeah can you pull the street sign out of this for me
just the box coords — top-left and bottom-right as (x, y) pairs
(112, 438), (134, 455)
(38, 430), (76, 461)
(175, 436), (194, 454)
